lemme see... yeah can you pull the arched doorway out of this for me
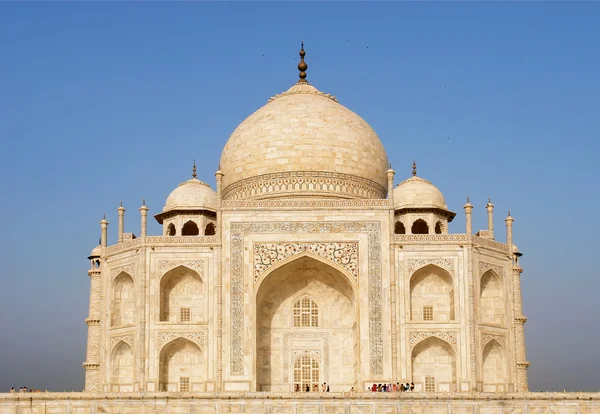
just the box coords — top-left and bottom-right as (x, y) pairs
(410, 264), (455, 322)
(411, 337), (456, 392)
(110, 341), (134, 392)
(159, 338), (204, 392)
(482, 340), (506, 392)
(255, 255), (358, 392)
(160, 266), (203, 323)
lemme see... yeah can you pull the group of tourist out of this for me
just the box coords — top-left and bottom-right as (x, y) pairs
(9, 386), (43, 393)
(367, 382), (415, 393)
(295, 383), (331, 392)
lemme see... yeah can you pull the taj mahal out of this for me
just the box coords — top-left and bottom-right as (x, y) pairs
(3, 45), (598, 413)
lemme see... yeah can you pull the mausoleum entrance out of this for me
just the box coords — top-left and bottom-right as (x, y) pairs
(255, 255), (359, 392)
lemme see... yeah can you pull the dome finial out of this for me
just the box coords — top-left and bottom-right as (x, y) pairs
(297, 40), (308, 83)
(192, 160), (197, 179)
(412, 160), (417, 176)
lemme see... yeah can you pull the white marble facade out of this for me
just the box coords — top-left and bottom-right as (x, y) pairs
(81, 46), (530, 396)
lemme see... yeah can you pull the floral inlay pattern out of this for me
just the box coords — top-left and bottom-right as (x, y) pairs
(254, 243), (358, 282)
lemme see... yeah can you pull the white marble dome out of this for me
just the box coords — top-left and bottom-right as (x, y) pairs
(163, 178), (218, 212)
(394, 175), (448, 210)
(219, 81), (389, 200)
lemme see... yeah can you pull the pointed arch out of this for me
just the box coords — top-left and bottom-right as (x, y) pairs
(292, 295), (319, 328)
(410, 264), (455, 322)
(395, 221), (406, 234)
(480, 269), (504, 325)
(482, 339), (506, 391)
(159, 338), (204, 392)
(160, 265), (203, 322)
(293, 354), (320, 392)
(181, 220), (199, 236)
(111, 272), (135, 327)
(110, 341), (134, 391)
(411, 336), (456, 392)
(411, 219), (429, 234)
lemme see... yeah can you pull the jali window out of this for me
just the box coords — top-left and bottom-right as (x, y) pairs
(293, 297), (318, 327)
(425, 376), (435, 392)
(293, 355), (319, 391)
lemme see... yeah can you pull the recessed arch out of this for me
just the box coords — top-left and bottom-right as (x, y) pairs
(255, 255), (359, 392)
(293, 354), (320, 392)
(292, 295), (319, 328)
(181, 220), (199, 236)
(411, 336), (456, 392)
(204, 222), (216, 236)
(110, 341), (134, 391)
(435, 221), (443, 234)
(482, 339), (506, 392)
(410, 264), (455, 322)
(159, 338), (204, 392)
(111, 272), (135, 327)
(160, 265), (203, 322)
(480, 269), (504, 325)
(395, 221), (406, 234)
(166, 223), (176, 236)
(412, 219), (429, 235)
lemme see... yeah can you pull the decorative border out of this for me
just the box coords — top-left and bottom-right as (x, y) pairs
(254, 243), (358, 283)
(395, 235), (469, 243)
(407, 258), (455, 276)
(222, 171), (387, 201)
(283, 332), (329, 383)
(408, 331), (458, 351)
(109, 334), (134, 352)
(223, 199), (390, 209)
(230, 221), (382, 376)
(110, 264), (136, 282)
(481, 333), (506, 350)
(157, 332), (206, 352)
(158, 260), (204, 276)
(291, 349), (321, 362)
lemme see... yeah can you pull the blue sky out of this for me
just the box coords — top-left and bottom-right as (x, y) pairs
(0, 2), (598, 392)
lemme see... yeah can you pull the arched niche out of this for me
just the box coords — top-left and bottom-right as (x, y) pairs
(412, 219), (429, 234)
(255, 255), (358, 392)
(205, 223), (216, 236)
(160, 266), (203, 323)
(111, 272), (135, 327)
(293, 354), (320, 392)
(395, 221), (406, 235)
(435, 221), (444, 234)
(482, 340), (506, 392)
(182, 220), (199, 236)
(480, 270), (504, 325)
(110, 341), (134, 391)
(159, 338), (204, 392)
(166, 223), (176, 236)
(411, 336), (456, 392)
(410, 264), (455, 322)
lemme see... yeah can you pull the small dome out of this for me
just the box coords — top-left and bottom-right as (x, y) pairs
(163, 178), (218, 213)
(394, 176), (447, 210)
(88, 245), (101, 259)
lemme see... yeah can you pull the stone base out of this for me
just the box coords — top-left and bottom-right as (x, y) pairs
(1, 392), (599, 414)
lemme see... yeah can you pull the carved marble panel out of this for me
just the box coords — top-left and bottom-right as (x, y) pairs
(479, 262), (504, 278)
(110, 264), (136, 282)
(157, 332), (206, 352)
(109, 334), (134, 351)
(283, 332), (329, 383)
(408, 258), (455, 275)
(254, 242), (358, 282)
(481, 333), (507, 350)
(408, 331), (458, 351)
(158, 260), (204, 276)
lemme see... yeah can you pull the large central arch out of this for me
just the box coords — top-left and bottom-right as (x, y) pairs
(254, 255), (359, 392)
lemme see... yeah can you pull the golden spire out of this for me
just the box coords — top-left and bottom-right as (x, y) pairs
(412, 160), (417, 176)
(192, 160), (197, 179)
(297, 40), (308, 83)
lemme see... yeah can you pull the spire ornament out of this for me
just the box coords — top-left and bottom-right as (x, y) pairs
(412, 160), (417, 176)
(192, 160), (197, 179)
(297, 41), (308, 83)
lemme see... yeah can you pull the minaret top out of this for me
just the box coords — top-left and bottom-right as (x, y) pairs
(412, 160), (417, 176)
(297, 41), (308, 83)
(192, 160), (197, 179)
